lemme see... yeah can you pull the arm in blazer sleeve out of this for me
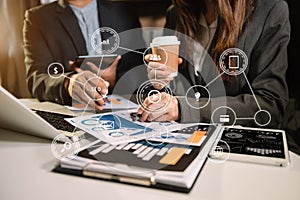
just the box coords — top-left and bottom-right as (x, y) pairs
(177, 0), (290, 127)
(23, 9), (72, 105)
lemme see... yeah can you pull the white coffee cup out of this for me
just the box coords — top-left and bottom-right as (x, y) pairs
(150, 36), (180, 77)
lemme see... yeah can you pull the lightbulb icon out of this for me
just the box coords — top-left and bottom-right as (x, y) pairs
(195, 92), (201, 102)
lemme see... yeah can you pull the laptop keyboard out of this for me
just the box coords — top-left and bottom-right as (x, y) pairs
(35, 110), (76, 132)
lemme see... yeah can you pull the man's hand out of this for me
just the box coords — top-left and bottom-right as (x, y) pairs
(68, 70), (109, 110)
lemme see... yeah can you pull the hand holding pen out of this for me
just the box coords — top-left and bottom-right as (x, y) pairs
(67, 61), (110, 110)
(96, 85), (110, 103)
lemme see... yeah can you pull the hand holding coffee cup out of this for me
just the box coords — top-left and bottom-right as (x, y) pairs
(145, 36), (181, 90)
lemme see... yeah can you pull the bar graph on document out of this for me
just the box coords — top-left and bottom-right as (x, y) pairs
(77, 124), (212, 171)
(79, 140), (197, 171)
(147, 124), (209, 146)
(78, 124), (214, 171)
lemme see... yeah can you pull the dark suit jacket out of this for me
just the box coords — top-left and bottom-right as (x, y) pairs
(23, 0), (144, 105)
(165, 0), (290, 127)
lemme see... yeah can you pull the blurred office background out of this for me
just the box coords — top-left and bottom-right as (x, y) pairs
(0, 0), (40, 98)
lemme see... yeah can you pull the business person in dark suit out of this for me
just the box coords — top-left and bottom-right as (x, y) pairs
(138, 0), (290, 127)
(23, 0), (144, 109)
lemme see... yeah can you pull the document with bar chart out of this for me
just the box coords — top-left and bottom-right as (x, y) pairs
(53, 124), (223, 193)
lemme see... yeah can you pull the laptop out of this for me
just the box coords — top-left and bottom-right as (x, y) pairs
(0, 86), (80, 140)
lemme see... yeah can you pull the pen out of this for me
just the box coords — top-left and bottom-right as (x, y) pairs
(96, 87), (110, 102)
(93, 73), (110, 103)
(102, 94), (110, 103)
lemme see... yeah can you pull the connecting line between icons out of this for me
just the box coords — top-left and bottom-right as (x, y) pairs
(118, 46), (144, 55)
(205, 71), (225, 88)
(71, 99), (93, 135)
(97, 56), (104, 76)
(236, 117), (255, 120)
(242, 72), (262, 111)
(62, 74), (84, 86)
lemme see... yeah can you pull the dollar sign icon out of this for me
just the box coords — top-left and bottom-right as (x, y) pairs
(54, 67), (58, 74)
(48, 63), (64, 79)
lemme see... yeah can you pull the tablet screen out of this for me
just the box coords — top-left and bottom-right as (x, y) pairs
(215, 127), (286, 158)
(74, 54), (117, 70)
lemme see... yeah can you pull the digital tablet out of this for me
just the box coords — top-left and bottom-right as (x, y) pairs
(74, 54), (118, 70)
(209, 126), (290, 167)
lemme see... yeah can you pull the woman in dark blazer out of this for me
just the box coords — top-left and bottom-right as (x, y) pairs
(138, 0), (290, 128)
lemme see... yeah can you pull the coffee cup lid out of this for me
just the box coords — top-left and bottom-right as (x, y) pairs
(150, 36), (180, 46)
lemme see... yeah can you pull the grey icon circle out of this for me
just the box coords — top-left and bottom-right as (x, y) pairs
(254, 110), (271, 126)
(219, 48), (248, 76)
(91, 27), (120, 54)
(211, 106), (237, 126)
(51, 133), (80, 161)
(136, 80), (172, 113)
(47, 62), (64, 79)
(142, 46), (168, 68)
(83, 76), (106, 101)
(185, 85), (211, 109)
